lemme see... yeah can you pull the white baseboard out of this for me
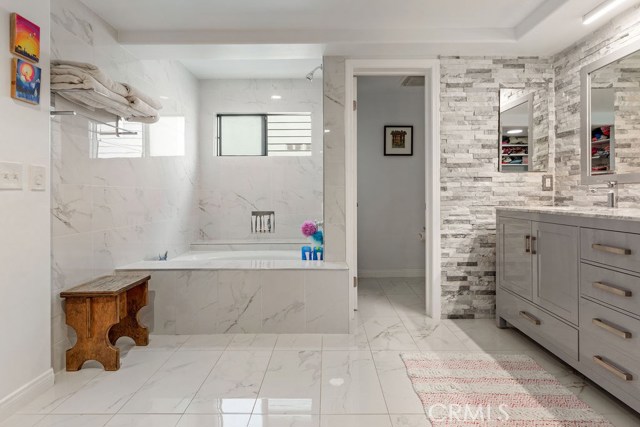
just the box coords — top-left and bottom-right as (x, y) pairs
(0, 369), (54, 422)
(359, 269), (425, 278)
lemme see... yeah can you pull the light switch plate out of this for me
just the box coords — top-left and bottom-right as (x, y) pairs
(29, 165), (46, 191)
(0, 162), (23, 190)
(542, 174), (554, 191)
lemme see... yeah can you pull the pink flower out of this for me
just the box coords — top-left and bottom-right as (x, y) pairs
(301, 220), (317, 237)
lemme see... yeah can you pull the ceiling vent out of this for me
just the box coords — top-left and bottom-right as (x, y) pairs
(401, 76), (425, 87)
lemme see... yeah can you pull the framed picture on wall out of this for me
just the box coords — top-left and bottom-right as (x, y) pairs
(11, 58), (41, 105)
(10, 13), (40, 63)
(384, 125), (413, 156)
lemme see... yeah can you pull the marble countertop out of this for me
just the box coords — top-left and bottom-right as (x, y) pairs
(496, 206), (640, 221)
(117, 259), (349, 271)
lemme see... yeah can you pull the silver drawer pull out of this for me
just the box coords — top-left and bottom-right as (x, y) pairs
(592, 244), (632, 256)
(592, 318), (632, 339)
(593, 282), (633, 298)
(593, 355), (633, 381)
(524, 235), (530, 253)
(519, 311), (541, 325)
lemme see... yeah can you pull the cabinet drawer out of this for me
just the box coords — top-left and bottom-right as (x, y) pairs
(498, 290), (578, 361)
(580, 298), (640, 361)
(581, 228), (640, 273)
(581, 331), (640, 400)
(580, 263), (640, 315)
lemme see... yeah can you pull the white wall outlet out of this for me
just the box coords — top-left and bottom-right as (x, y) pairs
(29, 165), (47, 191)
(0, 162), (24, 190)
(542, 174), (553, 192)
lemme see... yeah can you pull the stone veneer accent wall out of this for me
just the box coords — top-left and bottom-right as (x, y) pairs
(439, 57), (555, 318)
(553, 3), (640, 207)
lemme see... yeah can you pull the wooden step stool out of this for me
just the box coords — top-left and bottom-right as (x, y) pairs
(60, 274), (150, 371)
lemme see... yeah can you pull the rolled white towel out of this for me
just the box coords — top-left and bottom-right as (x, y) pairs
(121, 83), (163, 110)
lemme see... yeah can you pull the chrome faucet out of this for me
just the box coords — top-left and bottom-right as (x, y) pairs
(607, 181), (618, 208)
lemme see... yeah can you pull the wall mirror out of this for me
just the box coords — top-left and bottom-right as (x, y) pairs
(499, 87), (550, 173)
(581, 41), (640, 184)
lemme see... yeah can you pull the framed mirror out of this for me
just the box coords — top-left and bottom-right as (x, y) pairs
(581, 41), (640, 184)
(499, 87), (550, 173)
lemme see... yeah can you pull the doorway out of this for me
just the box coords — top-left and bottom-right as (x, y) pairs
(345, 59), (441, 321)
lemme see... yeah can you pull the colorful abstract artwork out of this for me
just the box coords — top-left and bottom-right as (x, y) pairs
(10, 13), (40, 63)
(11, 58), (41, 105)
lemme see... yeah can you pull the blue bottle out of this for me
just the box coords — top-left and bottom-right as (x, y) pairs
(313, 246), (324, 261)
(301, 246), (312, 260)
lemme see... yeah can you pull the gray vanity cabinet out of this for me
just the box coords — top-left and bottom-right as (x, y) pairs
(497, 208), (640, 414)
(532, 222), (579, 325)
(498, 217), (533, 299)
(497, 216), (579, 324)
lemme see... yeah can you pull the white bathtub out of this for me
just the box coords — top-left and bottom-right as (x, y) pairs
(173, 250), (300, 261)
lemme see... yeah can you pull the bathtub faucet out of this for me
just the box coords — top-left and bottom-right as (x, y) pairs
(251, 211), (275, 233)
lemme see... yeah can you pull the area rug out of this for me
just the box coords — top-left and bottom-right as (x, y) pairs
(400, 352), (613, 427)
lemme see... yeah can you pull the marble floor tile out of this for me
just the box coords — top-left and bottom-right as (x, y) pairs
(187, 351), (272, 414)
(372, 352), (424, 414)
(321, 328), (369, 351)
(105, 414), (182, 427)
(248, 414), (320, 427)
(320, 351), (387, 414)
(124, 335), (189, 352)
(0, 415), (44, 427)
(319, 415), (392, 427)
(389, 414), (431, 427)
(17, 369), (102, 414)
(363, 317), (418, 351)
(377, 278), (416, 295)
(176, 414), (251, 427)
(35, 414), (113, 427)
(180, 334), (234, 351)
(254, 351), (321, 415)
(447, 319), (533, 351)
(53, 351), (174, 414)
(275, 334), (322, 351)
(120, 351), (222, 413)
(227, 334), (278, 351)
(401, 317), (467, 351)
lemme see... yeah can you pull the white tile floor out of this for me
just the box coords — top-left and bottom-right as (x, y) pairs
(4, 277), (640, 427)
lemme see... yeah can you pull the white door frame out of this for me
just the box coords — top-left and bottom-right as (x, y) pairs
(345, 59), (441, 319)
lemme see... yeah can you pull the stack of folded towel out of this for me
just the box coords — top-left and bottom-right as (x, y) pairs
(51, 60), (162, 123)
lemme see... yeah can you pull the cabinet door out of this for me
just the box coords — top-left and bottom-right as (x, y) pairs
(498, 217), (533, 300)
(532, 222), (579, 324)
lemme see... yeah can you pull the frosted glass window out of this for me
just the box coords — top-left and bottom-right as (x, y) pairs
(217, 113), (312, 156)
(149, 116), (186, 157)
(91, 121), (144, 159)
(218, 115), (265, 156)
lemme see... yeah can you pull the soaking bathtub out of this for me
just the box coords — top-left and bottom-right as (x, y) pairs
(116, 243), (350, 335)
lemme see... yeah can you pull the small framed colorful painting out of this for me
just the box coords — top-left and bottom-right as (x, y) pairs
(11, 58), (41, 105)
(384, 125), (413, 156)
(10, 13), (40, 63)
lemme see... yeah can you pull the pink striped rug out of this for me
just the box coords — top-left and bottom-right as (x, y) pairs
(401, 353), (613, 427)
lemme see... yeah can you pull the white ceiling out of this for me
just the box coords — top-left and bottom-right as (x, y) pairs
(79, 0), (640, 79)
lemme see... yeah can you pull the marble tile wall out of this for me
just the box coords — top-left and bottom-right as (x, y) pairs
(439, 57), (555, 319)
(553, 3), (640, 207)
(132, 269), (349, 334)
(322, 57), (347, 263)
(50, 0), (200, 371)
(197, 79), (323, 241)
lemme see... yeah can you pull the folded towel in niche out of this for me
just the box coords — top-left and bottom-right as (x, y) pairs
(52, 60), (129, 97)
(121, 83), (163, 110)
(52, 74), (131, 106)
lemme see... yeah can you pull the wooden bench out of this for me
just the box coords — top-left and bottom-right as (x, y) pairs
(60, 274), (150, 371)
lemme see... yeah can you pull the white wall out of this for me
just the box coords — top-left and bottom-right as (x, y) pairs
(50, 0), (199, 372)
(0, 0), (52, 418)
(357, 76), (425, 277)
(198, 78), (323, 240)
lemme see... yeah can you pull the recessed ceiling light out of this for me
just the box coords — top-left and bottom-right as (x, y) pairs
(583, 0), (630, 25)
(324, 129), (331, 133)
(159, 95), (170, 100)
(271, 95), (282, 100)
(507, 129), (523, 135)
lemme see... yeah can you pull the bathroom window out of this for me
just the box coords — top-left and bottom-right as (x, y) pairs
(217, 113), (312, 156)
(91, 116), (186, 159)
